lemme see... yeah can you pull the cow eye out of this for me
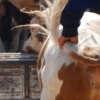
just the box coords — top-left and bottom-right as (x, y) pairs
(36, 34), (44, 42)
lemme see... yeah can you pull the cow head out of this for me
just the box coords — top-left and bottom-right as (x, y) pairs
(23, 28), (47, 53)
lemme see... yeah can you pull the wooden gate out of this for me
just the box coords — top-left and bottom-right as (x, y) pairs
(0, 53), (40, 100)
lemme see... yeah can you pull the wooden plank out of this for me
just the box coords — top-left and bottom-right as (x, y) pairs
(0, 53), (37, 65)
(0, 66), (24, 99)
(0, 53), (40, 100)
(29, 66), (40, 99)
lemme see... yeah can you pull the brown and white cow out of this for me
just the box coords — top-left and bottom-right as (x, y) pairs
(37, 0), (100, 100)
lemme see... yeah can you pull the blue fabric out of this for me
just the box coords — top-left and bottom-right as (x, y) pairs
(66, 0), (100, 11)
(60, 0), (100, 37)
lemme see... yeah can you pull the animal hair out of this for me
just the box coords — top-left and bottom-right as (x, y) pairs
(20, 0), (52, 29)
(40, 0), (100, 66)
(49, 0), (69, 43)
(11, 24), (48, 35)
(20, 10), (49, 29)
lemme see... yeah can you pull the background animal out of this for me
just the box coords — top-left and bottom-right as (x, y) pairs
(0, 0), (41, 52)
(18, 0), (53, 53)
(12, 2), (51, 53)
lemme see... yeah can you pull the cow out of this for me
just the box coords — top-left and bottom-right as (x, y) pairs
(37, 0), (100, 100)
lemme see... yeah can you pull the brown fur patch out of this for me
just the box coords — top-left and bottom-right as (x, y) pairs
(56, 63), (100, 100)
(92, 94), (100, 100)
(56, 63), (91, 100)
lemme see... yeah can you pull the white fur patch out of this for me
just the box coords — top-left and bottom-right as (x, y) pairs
(40, 38), (76, 100)
(78, 12), (100, 54)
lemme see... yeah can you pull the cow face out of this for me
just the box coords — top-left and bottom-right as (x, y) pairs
(23, 27), (47, 53)
(23, 15), (47, 53)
